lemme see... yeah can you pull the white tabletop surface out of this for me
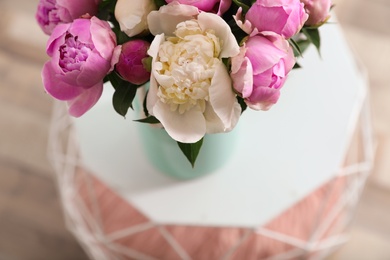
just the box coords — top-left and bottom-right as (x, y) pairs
(73, 22), (367, 228)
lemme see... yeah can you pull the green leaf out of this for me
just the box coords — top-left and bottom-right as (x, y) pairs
(296, 39), (311, 55)
(142, 56), (152, 73)
(153, 0), (166, 8)
(113, 84), (138, 117)
(302, 28), (321, 56)
(232, 0), (250, 13)
(293, 62), (301, 69)
(109, 72), (139, 117)
(97, 0), (117, 21)
(106, 71), (122, 90)
(143, 90), (150, 117)
(237, 96), (247, 114)
(134, 116), (160, 124)
(177, 138), (204, 168)
(289, 38), (303, 57)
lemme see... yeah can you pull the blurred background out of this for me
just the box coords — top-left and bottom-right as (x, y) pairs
(1, 0), (390, 259)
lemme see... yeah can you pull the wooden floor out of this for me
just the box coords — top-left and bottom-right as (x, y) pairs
(1, 0), (390, 259)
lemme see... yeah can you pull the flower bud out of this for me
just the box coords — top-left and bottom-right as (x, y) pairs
(115, 0), (156, 37)
(246, 0), (308, 39)
(35, 0), (99, 35)
(116, 40), (151, 85)
(231, 32), (296, 111)
(300, 0), (332, 26)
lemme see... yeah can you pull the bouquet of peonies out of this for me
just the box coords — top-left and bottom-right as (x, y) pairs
(36, 0), (332, 166)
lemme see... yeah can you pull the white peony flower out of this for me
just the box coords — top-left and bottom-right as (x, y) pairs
(146, 3), (241, 143)
(115, 0), (156, 37)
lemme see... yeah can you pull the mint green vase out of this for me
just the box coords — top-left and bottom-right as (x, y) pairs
(137, 122), (239, 180)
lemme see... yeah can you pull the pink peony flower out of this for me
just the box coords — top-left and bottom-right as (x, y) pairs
(231, 32), (296, 111)
(164, 0), (232, 15)
(116, 40), (151, 85)
(36, 0), (100, 35)
(42, 17), (121, 117)
(300, 0), (332, 26)
(245, 0), (308, 38)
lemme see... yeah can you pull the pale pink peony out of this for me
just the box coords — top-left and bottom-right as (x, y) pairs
(300, 0), (332, 26)
(245, 0), (308, 38)
(36, 0), (100, 35)
(146, 3), (241, 143)
(115, 0), (157, 37)
(164, 0), (232, 15)
(42, 17), (121, 117)
(116, 40), (151, 85)
(231, 32), (296, 111)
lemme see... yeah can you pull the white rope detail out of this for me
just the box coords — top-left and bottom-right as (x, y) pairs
(107, 243), (159, 260)
(106, 222), (156, 242)
(222, 229), (253, 260)
(256, 227), (309, 249)
(47, 81), (375, 260)
(158, 226), (192, 260)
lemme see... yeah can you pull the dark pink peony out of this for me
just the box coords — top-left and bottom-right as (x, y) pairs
(42, 17), (121, 117)
(230, 32), (296, 110)
(164, 0), (232, 15)
(116, 40), (151, 85)
(36, 0), (100, 35)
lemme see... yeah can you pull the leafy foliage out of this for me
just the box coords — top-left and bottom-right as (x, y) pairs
(302, 28), (321, 56)
(107, 72), (140, 117)
(237, 96), (247, 114)
(97, 0), (117, 21)
(153, 0), (166, 9)
(177, 138), (204, 168)
(289, 38), (303, 57)
(231, 0), (251, 13)
(134, 116), (160, 124)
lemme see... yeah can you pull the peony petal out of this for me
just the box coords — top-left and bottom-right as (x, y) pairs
(147, 2), (199, 36)
(77, 51), (110, 87)
(209, 62), (241, 130)
(203, 103), (225, 134)
(68, 18), (93, 44)
(233, 7), (253, 35)
(110, 45), (122, 72)
(252, 69), (273, 88)
(153, 101), (206, 143)
(246, 5), (288, 35)
(217, 0), (232, 15)
(283, 45), (296, 73)
(231, 56), (254, 98)
(198, 12), (239, 58)
(67, 81), (103, 117)
(147, 33), (165, 115)
(147, 33), (165, 59)
(115, 0), (142, 37)
(246, 86), (280, 111)
(57, 68), (82, 86)
(46, 23), (69, 57)
(282, 3), (307, 38)
(90, 17), (117, 60)
(42, 62), (83, 101)
(57, 0), (98, 19)
(246, 35), (285, 74)
(146, 73), (159, 115)
(115, 0), (156, 37)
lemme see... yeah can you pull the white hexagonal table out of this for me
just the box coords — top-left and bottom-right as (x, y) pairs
(49, 20), (374, 260)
